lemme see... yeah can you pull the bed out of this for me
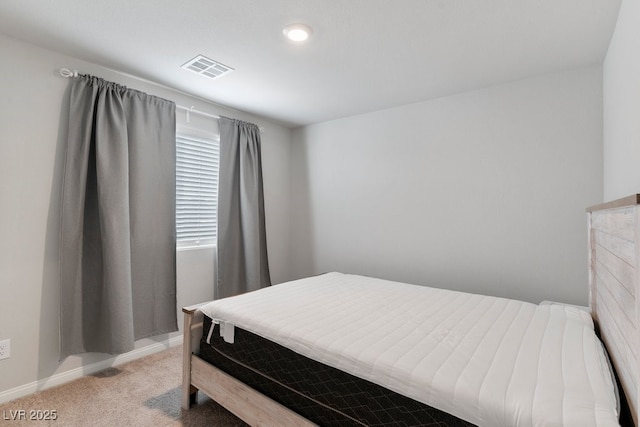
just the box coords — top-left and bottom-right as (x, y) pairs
(182, 195), (640, 426)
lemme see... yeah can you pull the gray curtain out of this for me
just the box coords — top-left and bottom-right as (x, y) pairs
(217, 117), (271, 298)
(60, 75), (177, 356)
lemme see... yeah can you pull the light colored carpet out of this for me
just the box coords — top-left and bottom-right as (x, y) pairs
(0, 346), (248, 426)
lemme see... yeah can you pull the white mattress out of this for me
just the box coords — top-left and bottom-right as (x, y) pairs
(200, 272), (619, 427)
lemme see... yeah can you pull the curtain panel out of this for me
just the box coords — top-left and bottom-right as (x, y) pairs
(59, 75), (177, 356)
(217, 117), (271, 298)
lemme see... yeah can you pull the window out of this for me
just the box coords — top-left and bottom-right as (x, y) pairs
(176, 134), (219, 249)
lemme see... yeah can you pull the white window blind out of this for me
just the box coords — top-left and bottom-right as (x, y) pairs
(176, 134), (219, 248)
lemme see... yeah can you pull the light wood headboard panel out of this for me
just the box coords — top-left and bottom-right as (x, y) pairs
(588, 195), (640, 426)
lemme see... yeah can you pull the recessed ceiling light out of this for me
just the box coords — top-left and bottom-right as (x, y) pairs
(283, 23), (312, 42)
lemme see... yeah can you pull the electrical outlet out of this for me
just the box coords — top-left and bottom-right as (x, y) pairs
(0, 339), (10, 360)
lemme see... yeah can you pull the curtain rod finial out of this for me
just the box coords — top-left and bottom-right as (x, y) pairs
(59, 68), (78, 78)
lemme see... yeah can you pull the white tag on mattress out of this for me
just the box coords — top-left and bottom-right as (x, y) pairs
(220, 321), (235, 344)
(206, 321), (215, 344)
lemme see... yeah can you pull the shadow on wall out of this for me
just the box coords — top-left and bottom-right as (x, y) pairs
(289, 131), (316, 280)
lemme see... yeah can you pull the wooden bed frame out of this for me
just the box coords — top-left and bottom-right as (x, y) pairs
(181, 195), (640, 426)
(587, 194), (640, 427)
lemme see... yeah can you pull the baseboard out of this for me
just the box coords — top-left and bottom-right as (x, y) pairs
(0, 335), (183, 405)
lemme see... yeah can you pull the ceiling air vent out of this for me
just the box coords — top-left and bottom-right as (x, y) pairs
(181, 55), (234, 79)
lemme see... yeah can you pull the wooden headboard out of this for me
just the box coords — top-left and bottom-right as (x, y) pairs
(588, 195), (640, 426)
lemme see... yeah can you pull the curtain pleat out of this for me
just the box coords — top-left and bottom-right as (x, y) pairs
(217, 117), (271, 298)
(60, 75), (177, 356)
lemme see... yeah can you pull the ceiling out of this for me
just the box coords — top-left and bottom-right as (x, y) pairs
(0, 0), (622, 127)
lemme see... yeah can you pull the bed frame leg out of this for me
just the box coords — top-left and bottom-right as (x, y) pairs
(189, 386), (198, 405)
(182, 308), (197, 410)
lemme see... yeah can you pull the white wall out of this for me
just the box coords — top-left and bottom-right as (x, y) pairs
(603, 0), (640, 200)
(291, 67), (603, 305)
(0, 34), (292, 399)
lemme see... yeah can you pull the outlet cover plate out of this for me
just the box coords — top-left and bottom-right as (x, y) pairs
(0, 339), (10, 360)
